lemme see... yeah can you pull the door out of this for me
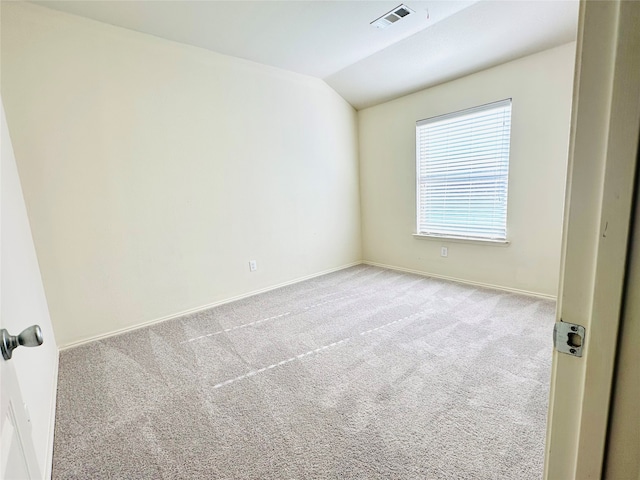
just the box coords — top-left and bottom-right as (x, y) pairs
(0, 100), (59, 478)
(0, 103), (40, 477)
(544, 1), (640, 478)
(0, 364), (41, 479)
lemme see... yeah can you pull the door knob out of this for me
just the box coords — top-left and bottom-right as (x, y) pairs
(1, 325), (43, 360)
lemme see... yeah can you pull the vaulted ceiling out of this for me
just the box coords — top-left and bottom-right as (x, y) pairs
(31, 1), (579, 109)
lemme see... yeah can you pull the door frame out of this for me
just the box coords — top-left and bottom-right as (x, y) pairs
(544, 1), (640, 478)
(603, 124), (640, 478)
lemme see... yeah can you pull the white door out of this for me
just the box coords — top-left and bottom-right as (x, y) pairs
(0, 362), (41, 479)
(0, 104), (41, 477)
(0, 101), (59, 479)
(544, 1), (640, 478)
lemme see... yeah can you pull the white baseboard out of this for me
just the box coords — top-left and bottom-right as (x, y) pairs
(363, 261), (557, 301)
(59, 261), (363, 351)
(44, 350), (59, 480)
(59, 259), (554, 351)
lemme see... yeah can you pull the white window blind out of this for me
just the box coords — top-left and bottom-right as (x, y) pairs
(416, 99), (512, 241)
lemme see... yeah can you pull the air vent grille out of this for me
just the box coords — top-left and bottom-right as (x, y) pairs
(371, 4), (415, 29)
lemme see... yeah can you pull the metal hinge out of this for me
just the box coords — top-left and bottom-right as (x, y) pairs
(553, 321), (586, 357)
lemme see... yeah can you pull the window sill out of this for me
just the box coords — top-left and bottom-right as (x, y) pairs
(412, 233), (510, 246)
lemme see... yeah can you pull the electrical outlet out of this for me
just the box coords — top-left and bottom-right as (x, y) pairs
(440, 247), (448, 257)
(249, 260), (257, 272)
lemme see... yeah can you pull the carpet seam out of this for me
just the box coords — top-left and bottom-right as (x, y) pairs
(59, 261), (363, 351)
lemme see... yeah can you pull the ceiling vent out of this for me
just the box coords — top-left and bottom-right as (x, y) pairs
(370, 4), (415, 29)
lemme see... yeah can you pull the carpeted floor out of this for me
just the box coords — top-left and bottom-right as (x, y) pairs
(52, 265), (555, 479)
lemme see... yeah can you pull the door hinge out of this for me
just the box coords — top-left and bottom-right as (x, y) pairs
(553, 321), (586, 357)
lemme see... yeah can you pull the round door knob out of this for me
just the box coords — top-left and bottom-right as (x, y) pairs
(17, 325), (43, 347)
(1, 325), (44, 360)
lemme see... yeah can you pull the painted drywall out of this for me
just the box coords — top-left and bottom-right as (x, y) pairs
(0, 2), (361, 347)
(358, 43), (576, 297)
(1, 101), (59, 478)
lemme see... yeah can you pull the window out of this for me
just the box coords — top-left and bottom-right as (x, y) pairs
(416, 99), (512, 242)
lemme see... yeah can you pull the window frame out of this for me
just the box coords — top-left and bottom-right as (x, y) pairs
(415, 99), (512, 244)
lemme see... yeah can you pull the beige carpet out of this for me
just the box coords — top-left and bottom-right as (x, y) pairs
(53, 265), (555, 479)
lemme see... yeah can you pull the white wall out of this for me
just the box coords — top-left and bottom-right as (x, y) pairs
(1, 101), (59, 478)
(0, 2), (361, 347)
(358, 43), (576, 297)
